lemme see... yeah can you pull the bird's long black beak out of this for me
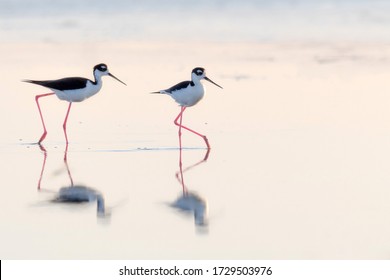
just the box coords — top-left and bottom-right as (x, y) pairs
(204, 76), (223, 89)
(108, 73), (127, 86)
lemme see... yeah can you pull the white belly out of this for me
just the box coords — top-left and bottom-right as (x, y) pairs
(54, 82), (102, 102)
(170, 84), (205, 107)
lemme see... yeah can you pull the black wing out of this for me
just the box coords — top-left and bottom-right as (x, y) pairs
(23, 77), (90, 91)
(165, 80), (194, 93)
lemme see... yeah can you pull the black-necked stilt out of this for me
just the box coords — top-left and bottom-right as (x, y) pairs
(24, 63), (126, 144)
(152, 67), (222, 149)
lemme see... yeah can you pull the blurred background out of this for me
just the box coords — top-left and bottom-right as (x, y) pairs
(2, 0), (390, 44)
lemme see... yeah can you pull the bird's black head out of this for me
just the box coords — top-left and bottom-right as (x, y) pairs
(93, 63), (127, 86)
(192, 67), (205, 77)
(191, 67), (223, 89)
(94, 63), (108, 73)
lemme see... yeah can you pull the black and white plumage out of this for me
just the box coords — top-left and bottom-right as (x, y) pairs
(152, 67), (222, 107)
(152, 67), (222, 149)
(24, 63), (126, 102)
(24, 63), (126, 144)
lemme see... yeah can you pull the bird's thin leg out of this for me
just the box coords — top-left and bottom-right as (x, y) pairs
(173, 106), (210, 149)
(173, 107), (187, 192)
(178, 106), (185, 150)
(177, 107), (186, 190)
(173, 106), (186, 149)
(63, 102), (72, 144)
(35, 93), (55, 144)
(37, 144), (48, 190)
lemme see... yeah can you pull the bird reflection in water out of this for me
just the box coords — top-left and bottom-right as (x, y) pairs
(170, 148), (210, 230)
(54, 185), (107, 218)
(37, 144), (109, 218)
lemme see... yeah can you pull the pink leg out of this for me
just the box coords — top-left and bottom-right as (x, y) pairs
(63, 102), (72, 144)
(173, 106), (210, 149)
(177, 106), (184, 150)
(178, 107), (185, 190)
(35, 93), (55, 144)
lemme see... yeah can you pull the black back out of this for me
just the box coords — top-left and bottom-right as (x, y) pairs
(165, 80), (195, 93)
(24, 77), (90, 91)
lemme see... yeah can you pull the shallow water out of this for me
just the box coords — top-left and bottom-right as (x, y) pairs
(2, 2), (390, 260)
(1, 41), (390, 259)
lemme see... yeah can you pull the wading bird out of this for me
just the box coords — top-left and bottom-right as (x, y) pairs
(152, 67), (222, 149)
(24, 63), (126, 144)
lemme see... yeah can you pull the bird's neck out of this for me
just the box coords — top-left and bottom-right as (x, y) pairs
(93, 72), (103, 86)
(192, 78), (202, 86)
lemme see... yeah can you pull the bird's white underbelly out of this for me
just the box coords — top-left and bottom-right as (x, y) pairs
(54, 82), (101, 102)
(170, 85), (205, 107)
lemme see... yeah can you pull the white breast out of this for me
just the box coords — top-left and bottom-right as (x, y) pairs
(170, 83), (205, 107)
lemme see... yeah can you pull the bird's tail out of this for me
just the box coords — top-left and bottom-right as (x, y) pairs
(22, 79), (41, 85)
